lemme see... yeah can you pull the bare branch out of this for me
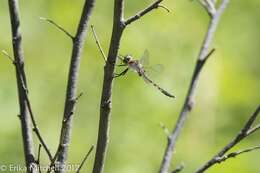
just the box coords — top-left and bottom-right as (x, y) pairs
(31, 115), (53, 161)
(93, 1), (171, 172)
(8, 1), (36, 172)
(46, 148), (61, 173)
(36, 144), (42, 164)
(197, 0), (216, 17)
(158, 49), (215, 173)
(76, 145), (95, 173)
(36, 144), (42, 173)
(2, 51), (53, 161)
(217, 0), (229, 18)
(241, 105), (260, 134)
(159, 0), (228, 172)
(90, 25), (107, 62)
(213, 146), (260, 164)
(92, 0), (125, 173)
(125, 0), (168, 26)
(247, 123), (260, 136)
(54, 0), (96, 172)
(195, 106), (260, 173)
(39, 17), (74, 40)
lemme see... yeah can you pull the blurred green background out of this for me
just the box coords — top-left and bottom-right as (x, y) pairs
(0, 0), (259, 172)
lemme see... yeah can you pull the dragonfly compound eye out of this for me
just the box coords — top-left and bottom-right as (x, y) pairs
(124, 55), (131, 63)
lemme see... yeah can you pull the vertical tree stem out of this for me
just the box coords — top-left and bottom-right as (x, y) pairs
(8, 0), (36, 172)
(55, 0), (96, 172)
(159, 1), (229, 173)
(92, 1), (125, 173)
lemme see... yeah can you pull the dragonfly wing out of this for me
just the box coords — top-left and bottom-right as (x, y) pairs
(142, 74), (175, 98)
(150, 64), (164, 73)
(139, 49), (149, 67)
(145, 64), (164, 77)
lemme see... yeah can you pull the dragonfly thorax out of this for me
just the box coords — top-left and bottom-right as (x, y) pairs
(117, 50), (175, 98)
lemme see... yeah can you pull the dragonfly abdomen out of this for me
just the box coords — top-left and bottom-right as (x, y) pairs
(142, 75), (175, 98)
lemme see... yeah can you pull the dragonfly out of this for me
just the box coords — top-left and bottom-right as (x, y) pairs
(115, 50), (175, 98)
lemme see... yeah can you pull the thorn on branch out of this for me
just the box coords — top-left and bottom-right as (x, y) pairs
(39, 17), (74, 40)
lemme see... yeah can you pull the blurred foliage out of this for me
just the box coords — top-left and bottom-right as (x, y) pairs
(0, 0), (259, 173)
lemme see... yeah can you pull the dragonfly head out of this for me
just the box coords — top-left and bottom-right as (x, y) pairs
(123, 55), (132, 63)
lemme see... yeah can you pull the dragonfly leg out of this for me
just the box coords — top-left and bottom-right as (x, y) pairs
(114, 68), (129, 78)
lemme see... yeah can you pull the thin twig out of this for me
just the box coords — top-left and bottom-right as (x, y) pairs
(197, 0), (216, 17)
(2, 51), (53, 161)
(195, 106), (260, 173)
(91, 25), (107, 62)
(39, 17), (74, 40)
(8, 1), (36, 172)
(54, 0), (96, 172)
(214, 146), (260, 164)
(76, 145), (94, 173)
(160, 122), (170, 138)
(125, 0), (167, 25)
(37, 144), (42, 173)
(171, 164), (184, 173)
(46, 148), (61, 173)
(247, 124), (260, 136)
(75, 92), (84, 102)
(158, 49), (215, 173)
(1, 50), (14, 62)
(159, 1), (228, 172)
(37, 144), (42, 164)
(158, 5), (171, 13)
